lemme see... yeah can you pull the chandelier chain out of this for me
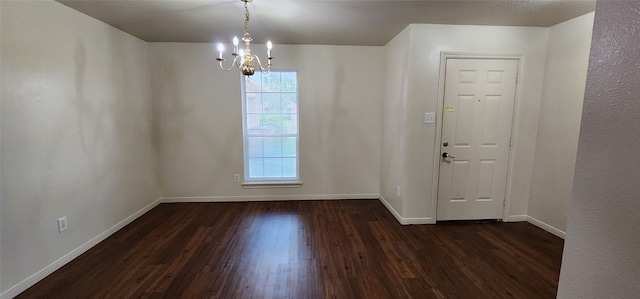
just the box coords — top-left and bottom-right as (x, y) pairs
(244, 1), (250, 37)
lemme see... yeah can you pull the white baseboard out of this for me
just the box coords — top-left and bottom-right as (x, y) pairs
(378, 195), (434, 225)
(378, 195), (403, 223)
(1, 198), (162, 299)
(399, 217), (434, 225)
(506, 214), (528, 222)
(161, 193), (379, 203)
(527, 216), (566, 239)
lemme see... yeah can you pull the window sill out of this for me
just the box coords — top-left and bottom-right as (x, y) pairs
(242, 181), (303, 189)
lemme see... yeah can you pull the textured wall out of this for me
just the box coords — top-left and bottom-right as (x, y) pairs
(528, 13), (594, 236)
(1, 1), (159, 295)
(148, 43), (384, 200)
(558, 1), (640, 298)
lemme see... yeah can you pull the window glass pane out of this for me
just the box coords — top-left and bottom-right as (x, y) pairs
(248, 137), (263, 157)
(263, 137), (282, 157)
(246, 72), (262, 92)
(262, 72), (281, 92)
(282, 158), (296, 177)
(246, 113), (264, 135)
(282, 93), (297, 107)
(260, 113), (282, 134)
(264, 158), (282, 177)
(282, 137), (296, 157)
(246, 93), (262, 113)
(249, 158), (264, 177)
(282, 114), (297, 134)
(282, 93), (297, 134)
(281, 72), (297, 92)
(262, 93), (281, 113)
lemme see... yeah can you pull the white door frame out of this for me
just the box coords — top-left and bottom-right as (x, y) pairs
(431, 52), (523, 222)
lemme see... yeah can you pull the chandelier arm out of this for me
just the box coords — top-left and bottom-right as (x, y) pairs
(253, 55), (272, 72)
(218, 56), (239, 71)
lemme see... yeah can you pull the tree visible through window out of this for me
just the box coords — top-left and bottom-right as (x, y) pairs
(242, 71), (298, 181)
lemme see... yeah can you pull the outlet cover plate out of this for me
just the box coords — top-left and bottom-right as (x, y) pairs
(424, 112), (436, 124)
(58, 217), (68, 232)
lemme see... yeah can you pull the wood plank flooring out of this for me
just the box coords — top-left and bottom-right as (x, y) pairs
(18, 200), (564, 298)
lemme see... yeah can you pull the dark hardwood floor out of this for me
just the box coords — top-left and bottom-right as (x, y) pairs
(18, 200), (564, 298)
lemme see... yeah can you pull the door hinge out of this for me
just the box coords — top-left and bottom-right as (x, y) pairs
(509, 137), (512, 147)
(516, 73), (519, 83)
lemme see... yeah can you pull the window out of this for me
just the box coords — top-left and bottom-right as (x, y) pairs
(242, 71), (299, 182)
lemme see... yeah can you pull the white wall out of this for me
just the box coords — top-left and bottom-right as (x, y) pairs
(0, 1), (160, 297)
(527, 13), (594, 237)
(558, 1), (640, 297)
(148, 43), (384, 200)
(381, 24), (549, 223)
(379, 27), (411, 220)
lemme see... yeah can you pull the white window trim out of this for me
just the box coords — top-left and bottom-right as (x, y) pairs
(241, 181), (303, 189)
(241, 70), (300, 185)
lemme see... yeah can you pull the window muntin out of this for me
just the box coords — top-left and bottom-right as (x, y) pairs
(242, 71), (299, 182)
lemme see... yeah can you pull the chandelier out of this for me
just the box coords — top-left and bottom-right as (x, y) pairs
(216, 0), (273, 76)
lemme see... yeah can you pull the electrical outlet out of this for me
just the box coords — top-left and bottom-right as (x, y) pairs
(396, 186), (401, 197)
(234, 174), (240, 183)
(58, 217), (68, 233)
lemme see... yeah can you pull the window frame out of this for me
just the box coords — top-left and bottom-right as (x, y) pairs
(240, 70), (301, 185)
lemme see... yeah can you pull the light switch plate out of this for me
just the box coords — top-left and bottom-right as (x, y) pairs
(424, 112), (436, 124)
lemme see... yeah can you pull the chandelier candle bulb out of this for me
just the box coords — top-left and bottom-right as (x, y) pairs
(233, 36), (239, 54)
(267, 40), (272, 58)
(217, 44), (224, 60)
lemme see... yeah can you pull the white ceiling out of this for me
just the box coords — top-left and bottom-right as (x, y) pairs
(56, 0), (596, 46)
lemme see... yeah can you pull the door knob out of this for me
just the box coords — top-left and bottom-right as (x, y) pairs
(442, 152), (455, 159)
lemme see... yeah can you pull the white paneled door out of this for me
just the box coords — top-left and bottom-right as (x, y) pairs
(437, 58), (519, 221)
